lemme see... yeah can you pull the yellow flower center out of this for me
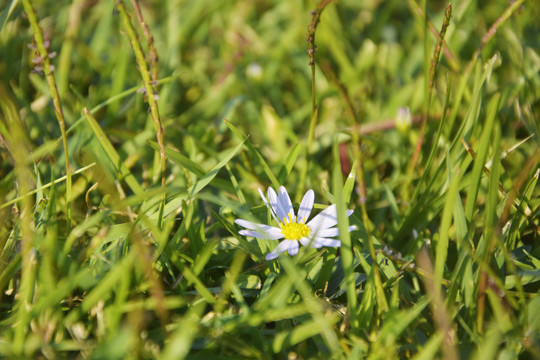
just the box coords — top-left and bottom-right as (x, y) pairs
(280, 214), (311, 240)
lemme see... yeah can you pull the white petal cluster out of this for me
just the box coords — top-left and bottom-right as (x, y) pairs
(235, 186), (356, 260)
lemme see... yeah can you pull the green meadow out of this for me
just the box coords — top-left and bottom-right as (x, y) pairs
(1, 0), (539, 358)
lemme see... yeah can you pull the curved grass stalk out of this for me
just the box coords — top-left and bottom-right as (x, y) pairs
(21, 0), (72, 226)
(115, 0), (166, 228)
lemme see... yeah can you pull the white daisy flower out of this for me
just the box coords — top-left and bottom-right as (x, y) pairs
(235, 186), (357, 260)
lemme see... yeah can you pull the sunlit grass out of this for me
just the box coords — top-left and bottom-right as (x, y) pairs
(0, 0), (539, 358)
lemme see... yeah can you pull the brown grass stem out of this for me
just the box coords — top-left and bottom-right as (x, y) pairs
(407, 0), (459, 72)
(298, 0), (333, 198)
(115, 0), (166, 228)
(306, 0), (332, 155)
(21, 0), (72, 226)
(130, 0), (159, 83)
(409, 3), (452, 172)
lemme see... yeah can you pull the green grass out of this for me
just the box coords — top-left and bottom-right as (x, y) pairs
(1, 0), (539, 358)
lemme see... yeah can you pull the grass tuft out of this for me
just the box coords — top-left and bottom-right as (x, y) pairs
(0, 0), (539, 358)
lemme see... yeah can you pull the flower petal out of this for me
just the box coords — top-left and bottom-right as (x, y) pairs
(307, 204), (338, 230)
(311, 237), (341, 248)
(312, 227), (339, 238)
(299, 237), (311, 247)
(310, 225), (356, 238)
(235, 219), (283, 239)
(297, 189), (314, 223)
(268, 187), (288, 224)
(258, 188), (280, 223)
(235, 219), (270, 230)
(265, 240), (296, 260)
(307, 205), (355, 231)
(287, 241), (299, 255)
(258, 188), (270, 208)
(239, 229), (283, 240)
(277, 186), (294, 223)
